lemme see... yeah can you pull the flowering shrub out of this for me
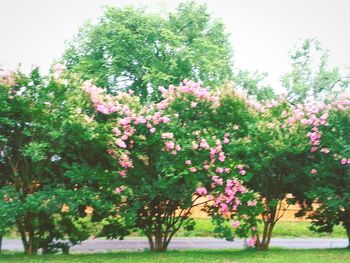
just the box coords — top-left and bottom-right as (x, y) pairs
(294, 96), (350, 245)
(0, 66), (114, 254)
(84, 80), (260, 251)
(219, 90), (313, 249)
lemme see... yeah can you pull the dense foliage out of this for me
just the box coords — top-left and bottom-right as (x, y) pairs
(62, 1), (233, 100)
(82, 80), (261, 251)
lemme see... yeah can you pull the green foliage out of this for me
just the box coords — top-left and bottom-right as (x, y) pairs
(62, 1), (233, 100)
(305, 107), (350, 243)
(0, 68), (113, 254)
(282, 39), (350, 103)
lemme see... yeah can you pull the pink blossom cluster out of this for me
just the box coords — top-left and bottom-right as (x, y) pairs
(0, 65), (16, 86)
(158, 80), (220, 108)
(237, 164), (246, 176)
(114, 185), (126, 194)
(213, 178), (248, 215)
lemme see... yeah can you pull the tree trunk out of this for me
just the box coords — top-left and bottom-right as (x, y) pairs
(147, 233), (168, 252)
(343, 221), (350, 248)
(255, 204), (278, 250)
(0, 235), (2, 253)
(18, 222), (38, 255)
(255, 221), (276, 250)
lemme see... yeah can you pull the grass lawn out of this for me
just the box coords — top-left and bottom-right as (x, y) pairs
(1, 249), (350, 263)
(174, 219), (347, 238)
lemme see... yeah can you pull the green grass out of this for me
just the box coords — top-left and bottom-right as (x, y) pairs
(1, 249), (350, 263)
(175, 219), (347, 238)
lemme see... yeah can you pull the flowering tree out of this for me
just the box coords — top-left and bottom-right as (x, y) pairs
(84, 80), (260, 251)
(297, 97), (350, 246)
(222, 92), (311, 249)
(0, 66), (114, 254)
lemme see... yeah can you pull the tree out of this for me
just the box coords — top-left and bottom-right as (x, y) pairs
(62, 1), (233, 100)
(224, 94), (311, 249)
(0, 66), (113, 254)
(282, 39), (350, 104)
(83, 80), (260, 251)
(298, 98), (350, 247)
(234, 70), (276, 102)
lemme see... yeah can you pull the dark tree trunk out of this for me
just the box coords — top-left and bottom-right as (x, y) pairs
(255, 202), (279, 250)
(344, 222), (350, 248)
(0, 235), (2, 253)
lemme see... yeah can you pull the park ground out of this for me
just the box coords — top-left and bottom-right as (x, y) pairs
(1, 249), (350, 263)
(1, 220), (349, 262)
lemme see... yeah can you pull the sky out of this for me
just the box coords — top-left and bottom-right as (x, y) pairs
(1, 0), (350, 90)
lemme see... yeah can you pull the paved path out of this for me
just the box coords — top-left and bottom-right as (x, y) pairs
(2, 238), (349, 252)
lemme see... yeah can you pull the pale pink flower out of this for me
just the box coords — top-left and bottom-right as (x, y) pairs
(341, 158), (347, 165)
(96, 104), (109, 114)
(161, 132), (174, 139)
(233, 125), (239, 130)
(200, 139), (209, 149)
(189, 167), (197, 173)
(196, 187), (207, 196)
(247, 200), (257, 206)
(320, 148), (330, 154)
(165, 141), (175, 150)
(116, 139), (127, 148)
(118, 170), (127, 177)
(231, 220), (240, 228)
(246, 238), (257, 247)
(185, 160), (192, 165)
(311, 169), (317, 174)
(239, 170), (246, 175)
(149, 128), (156, 133)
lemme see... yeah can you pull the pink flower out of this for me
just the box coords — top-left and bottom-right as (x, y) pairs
(149, 128), (156, 133)
(216, 167), (224, 173)
(114, 186), (125, 194)
(196, 187), (207, 196)
(311, 169), (317, 174)
(116, 139), (127, 148)
(159, 116), (170, 123)
(320, 148), (330, 154)
(341, 158), (347, 165)
(247, 200), (257, 206)
(223, 138), (229, 144)
(161, 133), (174, 139)
(96, 104), (109, 114)
(121, 135), (128, 140)
(134, 116), (146, 124)
(218, 152), (225, 162)
(191, 102), (198, 108)
(239, 170), (246, 175)
(192, 142), (199, 150)
(185, 160), (192, 165)
(165, 141), (175, 150)
(231, 220), (240, 228)
(118, 170), (127, 177)
(112, 127), (122, 136)
(200, 139), (209, 149)
(246, 238), (257, 247)
(189, 167), (197, 173)
(237, 164), (244, 170)
(119, 118), (131, 126)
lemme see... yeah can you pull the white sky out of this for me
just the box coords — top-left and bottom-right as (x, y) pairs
(1, 0), (350, 90)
